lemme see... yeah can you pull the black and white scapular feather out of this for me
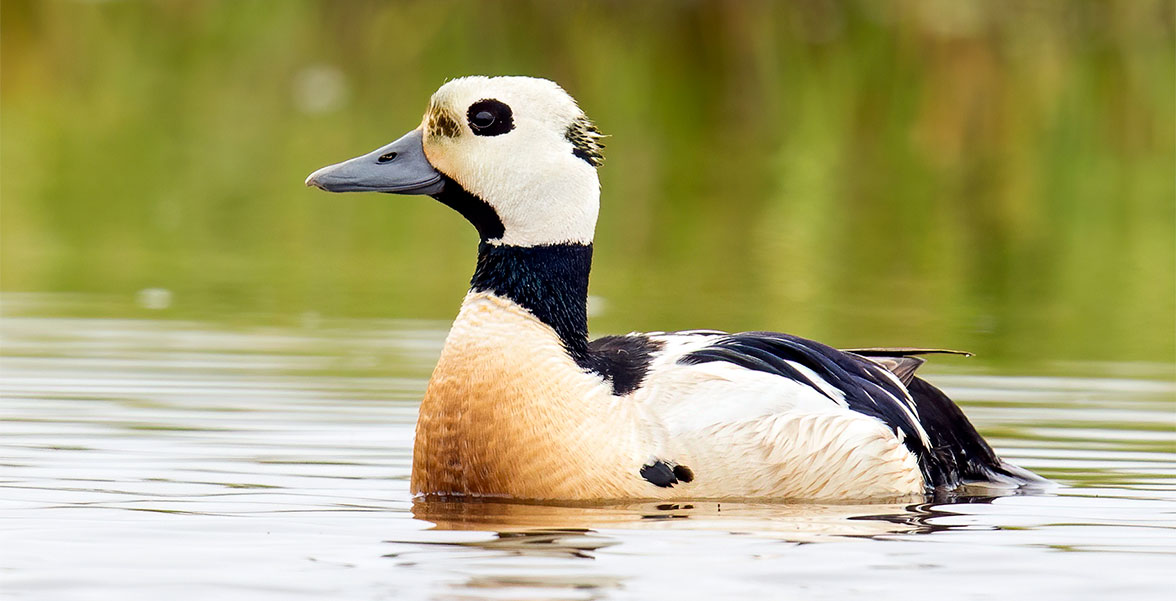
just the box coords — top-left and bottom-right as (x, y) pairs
(306, 75), (1045, 501)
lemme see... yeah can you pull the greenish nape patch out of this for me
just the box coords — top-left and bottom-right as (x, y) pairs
(566, 115), (604, 166)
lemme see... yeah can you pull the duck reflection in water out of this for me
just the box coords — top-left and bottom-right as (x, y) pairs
(403, 493), (1011, 556)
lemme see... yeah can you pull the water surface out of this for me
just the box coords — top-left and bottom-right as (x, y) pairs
(4, 4), (1174, 599)
(3, 295), (1173, 600)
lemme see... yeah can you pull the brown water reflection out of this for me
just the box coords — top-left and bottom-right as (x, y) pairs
(409, 497), (966, 544)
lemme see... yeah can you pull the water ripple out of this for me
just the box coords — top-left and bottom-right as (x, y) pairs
(2, 309), (1173, 601)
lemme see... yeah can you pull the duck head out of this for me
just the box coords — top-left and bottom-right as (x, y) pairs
(306, 76), (604, 246)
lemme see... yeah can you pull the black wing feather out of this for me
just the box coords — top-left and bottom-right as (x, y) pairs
(679, 331), (1023, 489)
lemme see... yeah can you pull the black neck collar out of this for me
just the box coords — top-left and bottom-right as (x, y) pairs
(430, 177), (506, 241)
(469, 242), (593, 360)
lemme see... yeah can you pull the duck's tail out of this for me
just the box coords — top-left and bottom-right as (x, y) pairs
(905, 376), (1048, 491)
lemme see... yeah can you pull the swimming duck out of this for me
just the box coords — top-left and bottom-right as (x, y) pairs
(306, 76), (1040, 501)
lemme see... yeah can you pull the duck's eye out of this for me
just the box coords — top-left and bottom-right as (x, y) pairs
(472, 111), (495, 129)
(466, 99), (514, 137)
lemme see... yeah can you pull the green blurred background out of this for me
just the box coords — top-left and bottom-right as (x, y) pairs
(2, 0), (1173, 369)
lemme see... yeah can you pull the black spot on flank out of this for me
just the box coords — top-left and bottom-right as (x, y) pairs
(586, 335), (662, 395)
(467, 99), (514, 137)
(640, 460), (692, 488)
(640, 462), (677, 488)
(431, 176), (505, 240)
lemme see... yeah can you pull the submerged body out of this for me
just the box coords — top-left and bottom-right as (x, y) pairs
(412, 291), (926, 500)
(307, 76), (1041, 501)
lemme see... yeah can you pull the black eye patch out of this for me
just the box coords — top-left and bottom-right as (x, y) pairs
(466, 99), (514, 137)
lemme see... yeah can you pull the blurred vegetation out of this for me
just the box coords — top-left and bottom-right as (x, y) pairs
(2, 0), (1173, 367)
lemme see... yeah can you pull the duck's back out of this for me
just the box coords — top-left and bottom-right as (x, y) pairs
(603, 330), (1039, 496)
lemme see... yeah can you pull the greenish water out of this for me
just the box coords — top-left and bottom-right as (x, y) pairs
(1, 298), (1174, 600)
(2, 1), (1173, 367)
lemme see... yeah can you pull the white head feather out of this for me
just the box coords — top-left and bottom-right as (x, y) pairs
(419, 76), (603, 247)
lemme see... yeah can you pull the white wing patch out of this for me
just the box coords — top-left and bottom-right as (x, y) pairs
(592, 331), (936, 498)
(636, 332), (859, 433)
